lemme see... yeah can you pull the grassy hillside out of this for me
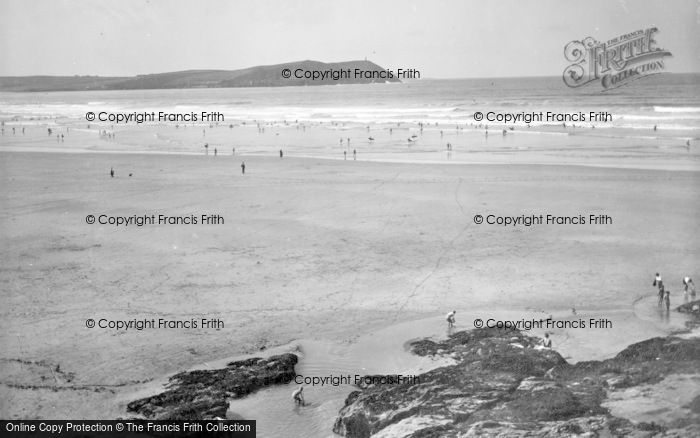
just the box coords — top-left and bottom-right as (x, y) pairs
(0, 60), (400, 92)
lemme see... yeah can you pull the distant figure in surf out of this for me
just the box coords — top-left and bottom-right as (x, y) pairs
(292, 386), (305, 406)
(653, 273), (662, 290)
(664, 289), (670, 311)
(446, 310), (456, 328)
(658, 284), (665, 306)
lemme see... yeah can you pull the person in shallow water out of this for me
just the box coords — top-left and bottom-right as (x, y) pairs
(292, 386), (305, 406)
(658, 284), (666, 306)
(664, 289), (671, 311)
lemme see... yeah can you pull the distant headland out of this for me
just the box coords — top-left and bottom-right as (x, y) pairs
(0, 60), (401, 92)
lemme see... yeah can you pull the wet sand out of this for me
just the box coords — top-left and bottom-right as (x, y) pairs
(0, 145), (698, 423)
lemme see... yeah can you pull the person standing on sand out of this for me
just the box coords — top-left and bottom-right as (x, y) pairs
(353, 149), (356, 160)
(292, 386), (304, 406)
(110, 167), (114, 178)
(279, 149), (283, 158)
(241, 162), (246, 174)
(214, 148), (217, 156)
(343, 151), (347, 160)
(446, 310), (456, 328)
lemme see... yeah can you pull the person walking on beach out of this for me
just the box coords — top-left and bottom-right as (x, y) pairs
(241, 161), (246, 174)
(343, 151), (347, 160)
(446, 310), (456, 328)
(110, 167), (114, 178)
(292, 386), (305, 406)
(214, 148), (217, 156)
(204, 143), (209, 155)
(279, 149), (283, 158)
(353, 149), (356, 160)
(232, 147), (236, 155)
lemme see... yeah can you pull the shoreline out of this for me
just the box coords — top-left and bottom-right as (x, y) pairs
(1, 148), (699, 172)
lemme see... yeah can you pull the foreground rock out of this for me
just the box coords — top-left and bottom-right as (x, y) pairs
(334, 328), (700, 437)
(127, 353), (297, 420)
(678, 299), (700, 329)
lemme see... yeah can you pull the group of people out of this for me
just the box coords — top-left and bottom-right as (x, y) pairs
(653, 273), (695, 311)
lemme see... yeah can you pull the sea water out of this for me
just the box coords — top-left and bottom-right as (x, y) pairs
(1, 75), (699, 169)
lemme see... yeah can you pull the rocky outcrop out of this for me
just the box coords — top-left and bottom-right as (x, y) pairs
(127, 353), (297, 420)
(678, 299), (700, 329)
(334, 328), (700, 437)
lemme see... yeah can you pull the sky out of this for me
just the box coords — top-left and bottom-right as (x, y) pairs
(0, 0), (698, 78)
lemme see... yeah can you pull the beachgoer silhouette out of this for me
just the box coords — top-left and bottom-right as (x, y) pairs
(542, 333), (552, 348)
(214, 148), (217, 156)
(658, 284), (665, 306)
(446, 310), (456, 328)
(653, 273), (662, 290)
(664, 290), (670, 311)
(279, 149), (283, 158)
(292, 387), (304, 406)
(343, 151), (347, 160)
(232, 147), (236, 155)
(353, 149), (356, 160)
(683, 277), (695, 294)
(110, 167), (114, 178)
(204, 143), (209, 155)
(241, 162), (245, 174)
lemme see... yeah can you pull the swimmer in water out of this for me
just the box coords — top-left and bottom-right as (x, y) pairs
(292, 386), (304, 406)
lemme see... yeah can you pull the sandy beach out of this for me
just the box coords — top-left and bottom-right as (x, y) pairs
(1, 142), (698, 424)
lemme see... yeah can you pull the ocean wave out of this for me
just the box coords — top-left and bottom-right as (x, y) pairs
(653, 106), (700, 113)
